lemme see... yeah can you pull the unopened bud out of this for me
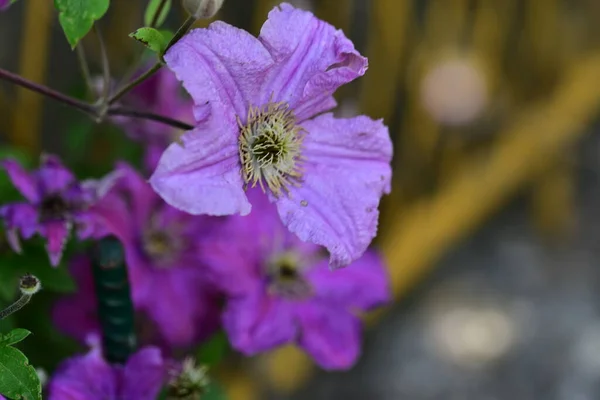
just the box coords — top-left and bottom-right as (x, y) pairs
(183, 0), (224, 19)
(19, 274), (41, 296)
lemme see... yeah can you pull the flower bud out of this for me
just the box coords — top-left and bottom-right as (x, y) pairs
(182, 0), (224, 19)
(19, 274), (41, 296)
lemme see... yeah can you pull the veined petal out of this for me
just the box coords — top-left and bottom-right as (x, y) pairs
(164, 22), (273, 119)
(0, 159), (39, 202)
(296, 303), (362, 370)
(223, 288), (296, 355)
(40, 220), (71, 267)
(37, 154), (76, 195)
(306, 250), (391, 311)
(276, 114), (392, 268)
(150, 105), (251, 216)
(122, 347), (166, 400)
(259, 3), (367, 121)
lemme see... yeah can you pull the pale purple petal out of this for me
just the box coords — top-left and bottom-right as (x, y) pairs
(306, 250), (391, 311)
(150, 104), (251, 216)
(259, 3), (367, 120)
(296, 303), (361, 370)
(223, 288), (296, 355)
(79, 168), (123, 204)
(276, 114), (392, 268)
(37, 154), (76, 195)
(121, 347), (166, 400)
(164, 22), (273, 118)
(0, 159), (39, 202)
(48, 348), (117, 400)
(40, 220), (71, 267)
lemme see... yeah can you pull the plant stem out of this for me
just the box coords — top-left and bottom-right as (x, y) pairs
(150, 0), (169, 28)
(108, 62), (161, 105)
(165, 15), (196, 53)
(108, 106), (194, 131)
(0, 294), (31, 320)
(75, 43), (94, 98)
(0, 67), (96, 116)
(0, 67), (194, 131)
(94, 24), (112, 113)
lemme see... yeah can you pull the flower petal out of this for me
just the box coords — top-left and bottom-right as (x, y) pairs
(149, 104), (251, 216)
(48, 348), (117, 400)
(114, 163), (157, 230)
(164, 22), (273, 119)
(296, 303), (362, 370)
(259, 3), (367, 120)
(40, 220), (71, 267)
(37, 154), (76, 195)
(52, 255), (100, 343)
(122, 347), (166, 400)
(223, 288), (296, 355)
(0, 203), (38, 253)
(0, 159), (39, 202)
(276, 114), (392, 268)
(306, 250), (391, 311)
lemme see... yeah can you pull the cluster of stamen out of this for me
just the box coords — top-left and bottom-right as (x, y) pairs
(142, 228), (181, 266)
(39, 195), (70, 222)
(238, 102), (304, 197)
(267, 252), (312, 300)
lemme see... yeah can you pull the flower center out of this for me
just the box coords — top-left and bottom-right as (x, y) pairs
(142, 229), (180, 266)
(267, 252), (312, 300)
(238, 102), (305, 197)
(39, 195), (69, 221)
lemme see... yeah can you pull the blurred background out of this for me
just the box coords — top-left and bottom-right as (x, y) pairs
(3, 0), (600, 399)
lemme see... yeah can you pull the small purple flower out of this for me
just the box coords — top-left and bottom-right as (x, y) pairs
(47, 346), (166, 400)
(0, 155), (117, 266)
(204, 189), (391, 370)
(113, 67), (194, 171)
(150, 3), (393, 268)
(90, 163), (221, 347)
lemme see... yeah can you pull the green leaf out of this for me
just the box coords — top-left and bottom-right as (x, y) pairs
(0, 330), (31, 347)
(129, 27), (169, 54)
(196, 331), (230, 366)
(0, 335), (41, 400)
(54, 0), (111, 49)
(144, 0), (171, 28)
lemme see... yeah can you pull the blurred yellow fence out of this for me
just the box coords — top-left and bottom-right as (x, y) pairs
(2, 0), (600, 399)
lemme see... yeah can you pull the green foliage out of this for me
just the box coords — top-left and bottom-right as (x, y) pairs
(129, 27), (170, 54)
(0, 329), (41, 400)
(196, 331), (230, 367)
(144, 0), (172, 28)
(54, 0), (110, 48)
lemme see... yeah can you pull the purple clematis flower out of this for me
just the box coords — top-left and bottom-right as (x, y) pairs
(150, 3), (393, 268)
(112, 67), (194, 171)
(203, 189), (391, 370)
(0, 155), (117, 266)
(90, 163), (221, 348)
(47, 345), (166, 400)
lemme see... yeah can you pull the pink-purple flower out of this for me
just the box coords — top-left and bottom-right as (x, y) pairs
(150, 3), (393, 268)
(89, 163), (221, 347)
(202, 189), (391, 370)
(0, 155), (116, 266)
(47, 346), (166, 400)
